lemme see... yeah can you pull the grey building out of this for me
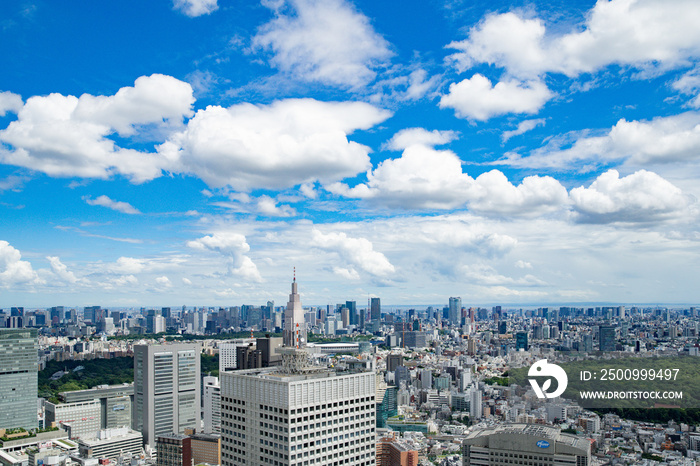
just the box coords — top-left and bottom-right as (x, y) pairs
(599, 325), (617, 352)
(61, 383), (133, 430)
(449, 297), (462, 326)
(462, 424), (590, 466)
(370, 297), (381, 322)
(133, 343), (201, 447)
(0, 328), (38, 430)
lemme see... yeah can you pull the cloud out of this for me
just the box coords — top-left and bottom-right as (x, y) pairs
(0, 240), (40, 286)
(329, 144), (568, 215)
(46, 256), (78, 284)
(570, 169), (691, 223)
(501, 118), (546, 142)
(461, 263), (546, 287)
(0, 91), (22, 116)
(439, 74), (553, 121)
(383, 128), (458, 151)
(187, 232), (262, 282)
(256, 195), (297, 217)
(173, 0), (218, 17)
(155, 275), (173, 287)
(0, 74), (194, 183)
(162, 98), (390, 190)
(447, 0), (700, 78)
(311, 229), (395, 277)
(253, 0), (393, 88)
(83, 195), (140, 214)
(515, 260), (533, 269)
(500, 112), (700, 169)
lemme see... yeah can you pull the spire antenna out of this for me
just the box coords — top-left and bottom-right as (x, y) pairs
(293, 266), (296, 282)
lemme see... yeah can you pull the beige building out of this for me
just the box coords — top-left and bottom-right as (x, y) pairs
(191, 433), (221, 465)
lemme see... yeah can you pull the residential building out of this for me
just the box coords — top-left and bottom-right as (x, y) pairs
(0, 328), (38, 430)
(377, 434), (418, 466)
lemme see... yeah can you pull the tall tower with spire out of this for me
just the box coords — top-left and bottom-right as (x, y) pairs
(283, 268), (306, 348)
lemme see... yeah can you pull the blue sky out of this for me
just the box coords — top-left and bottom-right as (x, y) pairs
(1, 0), (700, 308)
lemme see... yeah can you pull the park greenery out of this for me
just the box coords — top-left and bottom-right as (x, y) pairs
(39, 354), (221, 402)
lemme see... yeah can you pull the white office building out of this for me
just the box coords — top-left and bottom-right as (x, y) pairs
(133, 343), (201, 447)
(45, 399), (101, 440)
(221, 364), (376, 466)
(219, 340), (254, 373)
(220, 277), (376, 466)
(203, 376), (221, 434)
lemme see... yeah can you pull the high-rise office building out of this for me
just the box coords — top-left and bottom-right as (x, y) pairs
(386, 354), (403, 373)
(0, 328), (38, 430)
(448, 297), (461, 326)
(370, 297), (381, 322)
(220, 277), (377, 466)
(515, 332), (529, 351)
(203, 376), (221, 434)
(133, 343), (201, 447)
(599, 325), (617, 352)
(220, 364), (376, 466)
(283, 272), (306, 348)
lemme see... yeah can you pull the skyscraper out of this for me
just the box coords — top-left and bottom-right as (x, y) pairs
(448, 297), (461, 326)
(220, 277), (377, 466)
(220, 363), (376, 466)
(370, 297), (381, 322)
(203, 376), (221, 434)
(133, 343), (201, 447)
(0, 329), (38, 430)
(599, 325), (617, 352)
(283, 271), (306, 348)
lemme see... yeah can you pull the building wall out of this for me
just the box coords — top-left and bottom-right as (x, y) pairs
(221, 368), (376, 466)
(203, 376), (220, 434)
(191, 435), (221, 466)
(45, 400), (101, 440)
(133, 343), (201, 447)
(0, 329), (38, 430)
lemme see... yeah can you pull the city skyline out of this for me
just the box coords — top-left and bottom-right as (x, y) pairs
(1, 0), (700, 307)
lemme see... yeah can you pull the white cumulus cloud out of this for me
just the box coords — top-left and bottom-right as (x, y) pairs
(439, 74), (553, 121)
(0, 241), (40, 287)
(0, 74), (194, 183)
(383, 127), (458, 151)
(253, 0), (393, 89)
(162, 98), (390, 190)
(0, 91), (23, 117)
(187, 232), (262, 282)
(447, 0), (700, 79)
(570, 169), (691, 223)
(311, 229), (395, 277)
(46, 256), (78, 284)
(329, 143), (568, 215)
(501, 112), (700, 169)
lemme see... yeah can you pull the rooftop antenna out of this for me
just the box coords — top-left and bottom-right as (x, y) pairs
(293, 266), (296, 282)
